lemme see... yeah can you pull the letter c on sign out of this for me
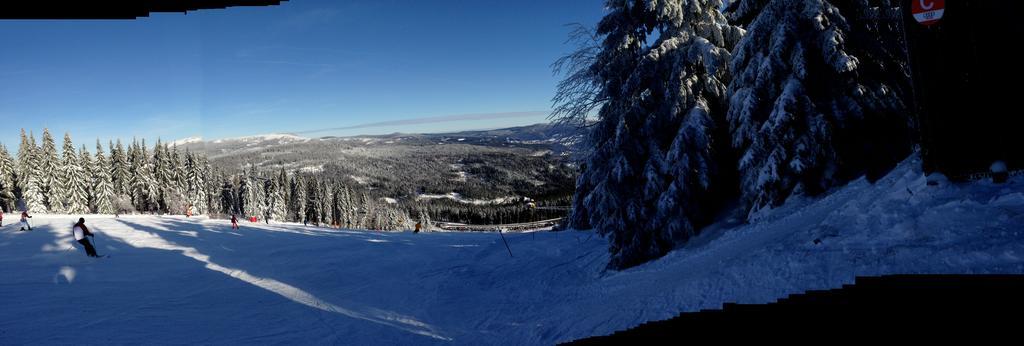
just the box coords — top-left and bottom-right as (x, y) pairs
(919, 0), (934, 10)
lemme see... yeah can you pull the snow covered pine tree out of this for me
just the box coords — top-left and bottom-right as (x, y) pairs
(555, 0), (743, 269)
(725, 0), (914, 217)
(0, 144), (17, 211)
(92, 141), (116, 214)
(38, 129), (61, 212)
(61, 133), (89, 214)
(17, 131), (46, 213)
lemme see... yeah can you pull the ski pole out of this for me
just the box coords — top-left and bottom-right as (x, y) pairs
(498, 228), (513, 258)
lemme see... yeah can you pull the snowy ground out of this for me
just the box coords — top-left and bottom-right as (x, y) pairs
(2, 155), (1023, 344)
(416, 192), (522, 205)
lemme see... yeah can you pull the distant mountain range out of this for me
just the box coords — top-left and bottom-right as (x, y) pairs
(176, 122), (585, 155)
(177, 123), (586, 203)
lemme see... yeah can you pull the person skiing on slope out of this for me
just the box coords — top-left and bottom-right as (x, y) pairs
(414, 221), (421, 233)
(19, 210), (32, 231)
(230, 214), (239, 230)
(73, 217), (99, 257)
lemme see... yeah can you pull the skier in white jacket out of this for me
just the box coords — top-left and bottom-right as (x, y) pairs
(19, 210), (32, 231)
(73, 217), (99, 257)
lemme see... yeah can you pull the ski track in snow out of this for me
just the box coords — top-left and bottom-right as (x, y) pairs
(1, 156), (1023, 344)
(98, 221), (452, 341)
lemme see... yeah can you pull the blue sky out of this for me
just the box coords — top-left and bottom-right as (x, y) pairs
(0, 0), (603, 149)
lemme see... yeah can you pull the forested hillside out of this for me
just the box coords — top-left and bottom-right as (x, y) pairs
(181, 123), (582, 229)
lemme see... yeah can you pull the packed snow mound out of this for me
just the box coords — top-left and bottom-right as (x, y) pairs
(170, 136), (203, 146)
(1, 155), (1022, 344)
(241, 133), (307, 142)
(416, 192), (521, 205)
(210, 133), (309, 144)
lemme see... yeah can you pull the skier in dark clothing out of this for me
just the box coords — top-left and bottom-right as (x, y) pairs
(231, 214), (239, 229)
(73, 218), (99, 257)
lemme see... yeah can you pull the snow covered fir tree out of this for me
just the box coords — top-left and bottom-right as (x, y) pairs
(725, 0), (914, 217)
(556, 0), (916, 269)
(0, 129), (215, 217)
(556, 0), (743, 269)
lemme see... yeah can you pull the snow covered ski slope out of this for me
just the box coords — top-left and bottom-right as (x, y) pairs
(2, 156), (1023, 344)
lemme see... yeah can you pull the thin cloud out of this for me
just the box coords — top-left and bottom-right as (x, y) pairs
(241, 59), (338, 77)
(291, 111), (550, 135)
(272, 8), (341, 32)
(244, 60), (336, 69)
